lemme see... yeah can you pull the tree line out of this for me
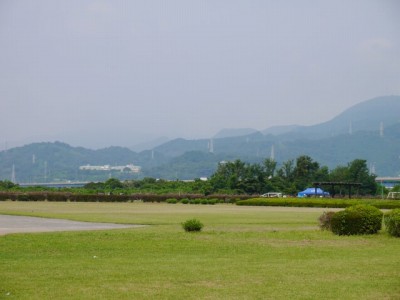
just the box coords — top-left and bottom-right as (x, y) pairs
(208, 156), (377, 196)
(0, 155), (380, 197)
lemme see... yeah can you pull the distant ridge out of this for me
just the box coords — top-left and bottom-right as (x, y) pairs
(262, 125), (300, 136)
(1, 95), (399, 181)
(213, 128), (259, 139)
(129, 136), (170, 152)
(270, 95), (400, 139)
(305, 95), (400, 134)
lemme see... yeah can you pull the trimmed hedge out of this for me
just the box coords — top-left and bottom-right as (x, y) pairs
(384, 209), (400, 237)
(0, 192), (252, 203)
(236, 197), (400, 209)
(330, 205), (383, 235)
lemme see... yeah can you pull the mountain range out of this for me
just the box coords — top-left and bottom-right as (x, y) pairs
(1, 95), (399, 183)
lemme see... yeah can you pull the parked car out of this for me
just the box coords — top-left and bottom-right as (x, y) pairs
(261, 192), (284, 198)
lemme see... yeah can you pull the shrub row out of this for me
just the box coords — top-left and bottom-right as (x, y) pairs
(236, 197), (400, 209)
(187, 198), (219, 205)
(0, 192), (133, 202)
(166, 198), (221, 205)
(0, 192), (251, 203)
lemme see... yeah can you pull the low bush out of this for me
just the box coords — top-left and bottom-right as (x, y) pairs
(182, 219), (204, 232)
(318, 211), (336, 231)
(330, 204), (383, 235)
(207, 199), (217, 205)
(180, 198), (189, 204)
(384, 209), (400, 237)
(166, 198), (178, 204)
(17, 194), (30, 201)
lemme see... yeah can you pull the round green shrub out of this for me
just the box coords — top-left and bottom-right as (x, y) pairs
(331, 204), (383, 235)
(182, 219), (204, 232)
(200, 199), (208, 205)
(180, 198), (189, 204)
(384, 209), (400, 237)
(318, 211), (336, 231)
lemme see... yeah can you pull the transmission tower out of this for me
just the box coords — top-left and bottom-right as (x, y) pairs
(208, 139), (214, 153)
(270, 145), (275, 160)
(44, 161), (48, 182)
(11, 164), (16, 183)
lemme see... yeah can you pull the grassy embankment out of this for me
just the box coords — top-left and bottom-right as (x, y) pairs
(237, 197), (400, 209)
(1, 201), (399, 299)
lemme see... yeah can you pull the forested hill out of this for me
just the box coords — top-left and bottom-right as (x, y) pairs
(1, 121), (399, 182)
(149, 122), (400, 178)
(0, 142), (167, 183)
(263, 95), (400, 139)
(1, 96), (399, 182)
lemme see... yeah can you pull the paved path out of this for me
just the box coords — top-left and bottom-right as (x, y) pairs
(0, 215), (144, 235)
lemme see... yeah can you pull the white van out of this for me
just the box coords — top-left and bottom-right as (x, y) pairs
(261, 192), (283, 198)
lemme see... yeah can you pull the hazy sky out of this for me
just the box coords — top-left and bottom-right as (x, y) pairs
(1, 1), (399, 149)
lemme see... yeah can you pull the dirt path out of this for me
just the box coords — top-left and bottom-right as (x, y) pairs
(0, 214), (144, 235)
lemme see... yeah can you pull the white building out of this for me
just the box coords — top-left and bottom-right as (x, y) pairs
(79, 164), (141, 173)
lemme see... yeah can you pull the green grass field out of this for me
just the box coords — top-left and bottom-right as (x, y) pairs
(1, 202), (399, 299)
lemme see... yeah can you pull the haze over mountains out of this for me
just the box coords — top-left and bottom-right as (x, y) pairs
(2, 1), (399, 153)
(214, 95), (400, 140)
(1, 96), (399, 182)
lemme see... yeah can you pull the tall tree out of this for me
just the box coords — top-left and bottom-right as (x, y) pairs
(347, 159), (377, 195)
(209, 160), (247, 193)
(293, 155), (320, 189)
(263, 158), (277, 178)
(277, 159), (294, 180)
(239, 164), (266, 194)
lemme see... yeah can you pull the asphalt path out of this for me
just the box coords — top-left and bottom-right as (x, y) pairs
(0, 214), (144, 235)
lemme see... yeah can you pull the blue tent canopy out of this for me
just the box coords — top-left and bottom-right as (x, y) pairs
(297, 187), (329, 198)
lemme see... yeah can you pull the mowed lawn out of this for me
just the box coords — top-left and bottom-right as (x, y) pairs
(0, 202), (399, 299)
